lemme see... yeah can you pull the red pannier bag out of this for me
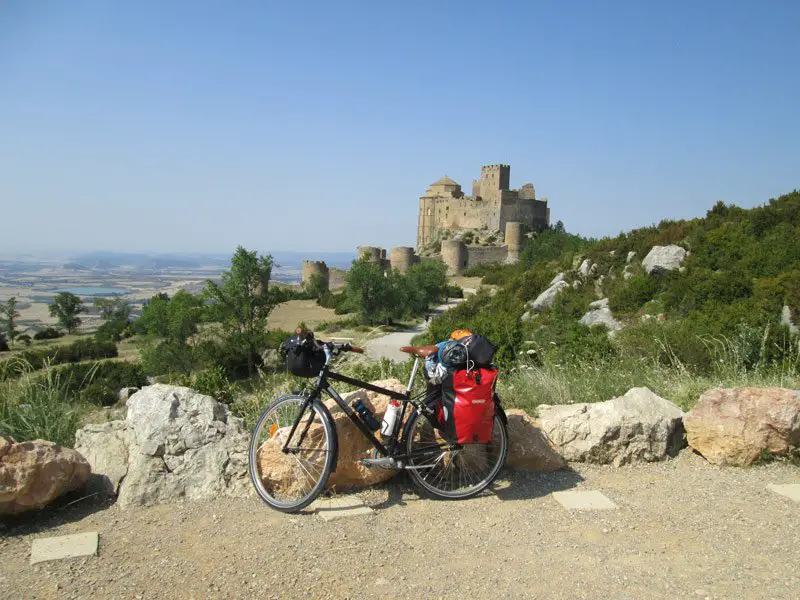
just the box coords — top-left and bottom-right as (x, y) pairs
(439, 367), (497, 444)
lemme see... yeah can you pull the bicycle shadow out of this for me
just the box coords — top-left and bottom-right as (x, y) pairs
(344, 465), (584, 512)
(489, 466), (584, 502)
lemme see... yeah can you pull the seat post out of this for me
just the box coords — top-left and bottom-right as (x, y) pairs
(406, 357), (421, 394)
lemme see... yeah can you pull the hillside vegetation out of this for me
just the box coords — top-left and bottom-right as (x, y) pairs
(418, 191), (800, 410)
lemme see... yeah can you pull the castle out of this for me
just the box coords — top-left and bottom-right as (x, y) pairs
(301, 164), (551, 288)
(417, 164), (549, 250)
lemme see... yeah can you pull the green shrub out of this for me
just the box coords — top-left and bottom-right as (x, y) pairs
(608, 274), (660, 314)
(0, 338), (118, 380)
(33, 327), (63, 341)
(95, 319), (131, 343)
(446, 285), (464, 299)
(49, 360), (147, 405)
(192, 365), (234, 404)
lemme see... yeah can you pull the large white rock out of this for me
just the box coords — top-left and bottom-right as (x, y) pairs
(589, 298), (609, 310)
(642, 245), (687, 274)
(626, 251), (636, 264)
(75, 384), (251, 508)
(578, 259), (592, 278)
(780, 305), (798, 334)
(580, 306), (622, 332)
(530, 280), (569, 312)
(536, 388), (685, 466)
(549, 272), (566, 286)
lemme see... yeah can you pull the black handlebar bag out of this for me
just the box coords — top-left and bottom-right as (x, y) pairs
(281, 335), (326, 377)
(438, 367), (498, 444)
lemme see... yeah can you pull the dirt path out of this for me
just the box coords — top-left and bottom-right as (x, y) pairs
(364, 299), (462, 363)
(2, 451), (799, 599)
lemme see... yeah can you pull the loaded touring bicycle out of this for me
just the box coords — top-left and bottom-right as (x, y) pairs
(248, 330), (509, 512)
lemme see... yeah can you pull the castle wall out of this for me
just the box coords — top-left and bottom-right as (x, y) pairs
(465, 245), (509, 267)
(498, 193), (548, 234)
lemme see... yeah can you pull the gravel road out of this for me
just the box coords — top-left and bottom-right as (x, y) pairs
(364, 299), (462, 363)
(2, 450), (798, 599)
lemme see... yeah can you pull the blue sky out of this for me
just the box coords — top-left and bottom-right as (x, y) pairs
(1, 1), (798, 255)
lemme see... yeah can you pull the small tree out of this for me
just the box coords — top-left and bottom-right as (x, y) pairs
(204, 246), (277, 376)
(94, 297), (131, 321)
(166, 290), (203, 346)
(137, 293), (170, 337)
(345, 257), (397, 325)
(1, 297), (20, 346)
(48, 292), (86, 334)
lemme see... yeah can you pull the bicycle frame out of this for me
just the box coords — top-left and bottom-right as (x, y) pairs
(280, 354), (430, 459)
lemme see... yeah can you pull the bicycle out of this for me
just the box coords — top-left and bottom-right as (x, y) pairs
(248, 335), (509, 513)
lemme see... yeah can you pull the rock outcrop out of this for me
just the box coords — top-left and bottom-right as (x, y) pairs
(537, 388), (685, 466)
(780, 305), (798, 334)
(75, 384), (251, 508)
(684, 387), (800, 466)
(0, 438), (90, 515)
(530, 280), (569, 312)
(505, 410), (567, 471)
(642, 245), (687, 275)
(580, 299), (622, 332)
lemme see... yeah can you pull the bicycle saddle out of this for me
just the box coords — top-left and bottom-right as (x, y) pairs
(399, 345), (438, 358)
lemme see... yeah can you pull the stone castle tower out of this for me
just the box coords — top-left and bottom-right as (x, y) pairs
(417, 164), (549, 250)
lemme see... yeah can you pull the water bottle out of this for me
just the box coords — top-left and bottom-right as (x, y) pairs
(352, 398), (381, 431)
(381, 400), (401, 437)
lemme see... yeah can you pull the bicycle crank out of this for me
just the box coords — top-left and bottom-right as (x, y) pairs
(358, 456), (403, 470)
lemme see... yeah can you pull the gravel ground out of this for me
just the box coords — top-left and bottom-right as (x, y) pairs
(1, 450), (799, 600)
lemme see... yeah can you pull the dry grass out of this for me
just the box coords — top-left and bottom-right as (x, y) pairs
(268, 299), (347, 332)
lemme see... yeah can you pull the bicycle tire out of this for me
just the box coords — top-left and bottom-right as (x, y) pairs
(403, 409), (508, 500)
(248, 394), (337, 513)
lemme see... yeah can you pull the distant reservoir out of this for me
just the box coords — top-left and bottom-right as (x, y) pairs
(54, 287), (129, 296)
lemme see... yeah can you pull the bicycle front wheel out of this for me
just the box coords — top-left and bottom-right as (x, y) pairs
(404, 411), (508, 500)
(248, 394), (337, 513)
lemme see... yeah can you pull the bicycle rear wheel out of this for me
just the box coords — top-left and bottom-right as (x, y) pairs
(404, 410), (508, 500)
(248, 394), (336, 513)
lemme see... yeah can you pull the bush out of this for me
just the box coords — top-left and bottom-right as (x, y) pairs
(33, 327), (64, 341)
(50, 360), (148, 405)
(446, 285), (464, 299)
(17, 334), (32, 346)
(0, 338), (118, 380)
(608, 274), (660, 314)
(192, 366), (234, 404)
(95, 319), (132, 343)
(0, 335), (8, 352)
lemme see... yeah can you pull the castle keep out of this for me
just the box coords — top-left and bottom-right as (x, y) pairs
(417, 164), (549, 250)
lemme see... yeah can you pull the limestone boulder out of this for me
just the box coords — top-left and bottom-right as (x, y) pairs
(578, 259), (592, 278)
(74, 384), (251, 508)
(642, 245), (687, 275)
(324, 378), (407, 490)
(118, 387), (139, 402)
(530, 280), (569, 312)
(684, 387), (800, 466)
(505, 410), (567, 471)
(589, 298), (609, 310)
(537, 388), (685, 466)
(626, 251), (636, 264)
(0, 437), (90, 515)
(580, 306), (622, 332)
